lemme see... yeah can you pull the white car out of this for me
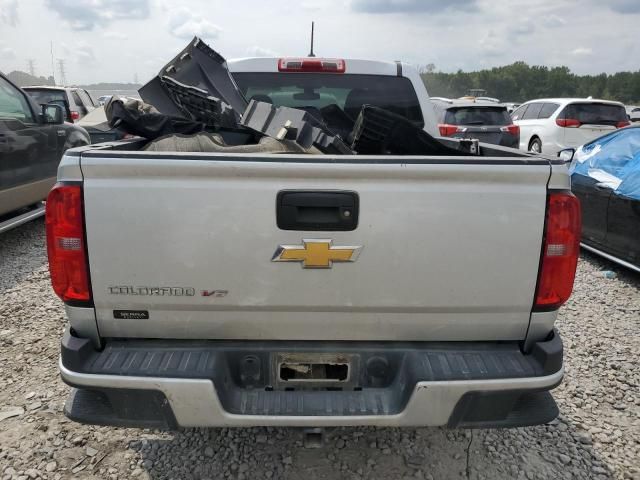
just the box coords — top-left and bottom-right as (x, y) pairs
(512, 98), (629, 155)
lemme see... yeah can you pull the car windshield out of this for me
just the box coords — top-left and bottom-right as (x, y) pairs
(233, 72), (424, 134)
(444, 106), (511, 126)
(563, 103), (627, 126)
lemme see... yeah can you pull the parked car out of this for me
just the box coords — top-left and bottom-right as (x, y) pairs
(23, 86), (97, 123)
(431, 99), (519, 148)
(504, 102), (520, 114)
(97, 95), (112, 106)
(77, 105), (129, 143)
(0, 72), (90, 222)
(567, 125), (640, 272)
(627, 106), (640, 123)
(512, 98), (629, 155)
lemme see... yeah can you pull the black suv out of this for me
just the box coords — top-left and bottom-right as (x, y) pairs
(432, 100), (520, 148)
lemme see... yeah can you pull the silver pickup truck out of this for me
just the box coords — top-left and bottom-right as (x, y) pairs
(50, 54), (580, 430)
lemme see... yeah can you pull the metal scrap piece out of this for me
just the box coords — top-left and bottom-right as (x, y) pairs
(240, 100), (354, 154)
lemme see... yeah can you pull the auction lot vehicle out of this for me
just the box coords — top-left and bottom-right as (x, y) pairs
(23, 85), (97, 123)
(512, 98), (629, 155)
(52, 44), (579, 430)
(431, 99), (520, 148)
(0, 73), (89, 230)
(569, 125), (640, 272)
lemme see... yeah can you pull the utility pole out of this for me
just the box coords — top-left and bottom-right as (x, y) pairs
(57, 59), (67, 86)
(27, 59), (36, 77)
(50, 41), (56, 85)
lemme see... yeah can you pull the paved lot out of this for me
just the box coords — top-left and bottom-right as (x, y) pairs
(0, 220), (638, 480)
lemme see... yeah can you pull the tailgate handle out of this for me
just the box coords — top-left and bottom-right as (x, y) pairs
(277, 190), (359, 231)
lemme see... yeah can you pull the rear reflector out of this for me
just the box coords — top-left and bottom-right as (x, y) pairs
(616, 120), (630, 128)
(278, 58), (346, 73)
(46, 184), (91, 303)
(70, 110), (80, 121)
(438, 124), (466, 136)
(534, 192), (581, 311)
(555, 118), (580, 128)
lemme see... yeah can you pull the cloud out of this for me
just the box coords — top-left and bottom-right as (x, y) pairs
(44, 0), (150, 31)
(0, 46), (16, 60)
(479, 30), (504, 58)
(104, 31), (128, 40)
(351, 0), (477, 14)
(570, 47), (593, 56)
(60, 41), (96, 66)
(510, 21), (535, 36)
(0, 0), (18, 26)
(300, 1), (325, 10)
(76, 44), (96, 65)
(167, 7), (221, 40)
(605, 0), (640, 13)
(544, 14), (566, 28)
(245, 46), (278, 57)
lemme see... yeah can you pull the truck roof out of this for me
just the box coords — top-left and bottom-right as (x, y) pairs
(228, 57), (404, 76)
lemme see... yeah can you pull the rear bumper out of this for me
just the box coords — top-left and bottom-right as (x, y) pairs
(60, 329), (564, 429)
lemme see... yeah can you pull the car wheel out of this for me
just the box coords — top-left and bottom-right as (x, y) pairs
(529, 138), (542, 153)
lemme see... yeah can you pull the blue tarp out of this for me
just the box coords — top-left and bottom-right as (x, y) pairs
(569, 127), (640, 201)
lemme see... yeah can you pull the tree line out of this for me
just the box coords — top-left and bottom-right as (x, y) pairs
(420, 62), (640, 104)
(6, 70), (141, 91)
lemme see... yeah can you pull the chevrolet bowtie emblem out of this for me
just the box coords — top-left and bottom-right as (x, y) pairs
(272, 239), (362, 269)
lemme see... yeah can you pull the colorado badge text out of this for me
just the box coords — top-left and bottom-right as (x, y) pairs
(271, 239), (362, 269)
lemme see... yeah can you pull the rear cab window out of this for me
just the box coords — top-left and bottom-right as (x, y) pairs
(444, 106), (511, 126)
(24, 88), (71, 121)
(24, 88), (66, 107)
(233, 73), (424, 135)
(560, 102), (628, 126)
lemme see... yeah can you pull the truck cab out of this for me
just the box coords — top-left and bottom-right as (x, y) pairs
(227, 57), (439, 138)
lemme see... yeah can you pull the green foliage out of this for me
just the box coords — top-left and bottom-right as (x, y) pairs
(421, 62), (640, 104)
(6, 70), (55, 87)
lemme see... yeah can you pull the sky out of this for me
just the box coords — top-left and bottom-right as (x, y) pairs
(0, 0), (639, 85)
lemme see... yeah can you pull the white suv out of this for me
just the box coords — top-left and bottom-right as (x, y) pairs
(512, 98), (629, 155)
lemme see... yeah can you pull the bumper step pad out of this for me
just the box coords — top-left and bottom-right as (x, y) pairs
(61, 331), (563, 428)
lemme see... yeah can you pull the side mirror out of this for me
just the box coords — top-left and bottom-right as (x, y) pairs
(42, 103), (64, 124)
(558, 148), (575, 162)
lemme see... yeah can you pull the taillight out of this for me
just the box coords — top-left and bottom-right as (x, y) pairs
(534, 191), (581, 311)
(278, 58), (346, 73)
(555, 118), (580, 128)
(70, 111), (80, 121)
(616, 120), (630, 128)
(500, 124), (520, 136)
(438, 124), (466, 136)
(46, 183), (91, 303)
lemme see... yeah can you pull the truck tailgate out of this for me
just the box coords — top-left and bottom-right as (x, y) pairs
(81, 154), (550, 341)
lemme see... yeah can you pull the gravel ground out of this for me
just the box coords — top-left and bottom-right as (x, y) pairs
(0, 219), (638, 480)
